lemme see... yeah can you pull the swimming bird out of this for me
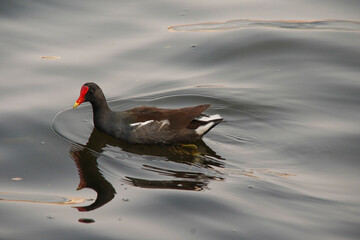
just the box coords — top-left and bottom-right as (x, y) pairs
(73, 82), (223, 144)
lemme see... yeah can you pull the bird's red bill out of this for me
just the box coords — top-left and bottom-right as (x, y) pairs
(73, 85), (89, 109)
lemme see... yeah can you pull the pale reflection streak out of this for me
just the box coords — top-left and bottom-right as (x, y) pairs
(0, 192), (86, 205)
(168, 19), (360, 32)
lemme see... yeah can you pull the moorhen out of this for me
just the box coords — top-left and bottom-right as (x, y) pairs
(73, 82), (223, 144)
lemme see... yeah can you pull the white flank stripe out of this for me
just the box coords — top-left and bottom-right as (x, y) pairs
(158, 119), (170, 131)
(195, 122), (215, 135)
(196, 114), (222, 122)
(130, 120), (154, 128)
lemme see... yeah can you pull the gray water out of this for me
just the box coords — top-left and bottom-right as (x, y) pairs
(1, 0), (360, 239)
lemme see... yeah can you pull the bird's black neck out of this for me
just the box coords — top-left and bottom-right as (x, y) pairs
(90, 97), (111, 113)
(90, 94), (112, 132)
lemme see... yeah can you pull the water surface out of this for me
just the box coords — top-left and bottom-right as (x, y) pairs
(1, 0), (360, 239)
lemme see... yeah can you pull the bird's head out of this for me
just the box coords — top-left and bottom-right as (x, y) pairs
(73, 82), (101, 109)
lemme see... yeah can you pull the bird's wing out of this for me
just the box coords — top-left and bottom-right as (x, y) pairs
(125, 104), (210, 130)
(128, 119), (176, 143)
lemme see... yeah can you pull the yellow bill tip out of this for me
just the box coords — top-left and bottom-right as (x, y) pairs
(73, 102), (80, 109)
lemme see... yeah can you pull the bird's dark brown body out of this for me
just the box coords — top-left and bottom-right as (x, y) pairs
(73, 82), (223, 144)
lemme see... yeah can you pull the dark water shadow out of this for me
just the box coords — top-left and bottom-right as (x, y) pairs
(70, 127), (225, 212)
(70, 144), (116, 212)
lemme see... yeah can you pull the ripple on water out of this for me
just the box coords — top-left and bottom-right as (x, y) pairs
(169, 19), (360, 32)
(49, 87), (318, 219)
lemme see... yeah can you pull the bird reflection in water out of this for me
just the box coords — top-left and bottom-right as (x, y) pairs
(69, 128), (225, 211)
